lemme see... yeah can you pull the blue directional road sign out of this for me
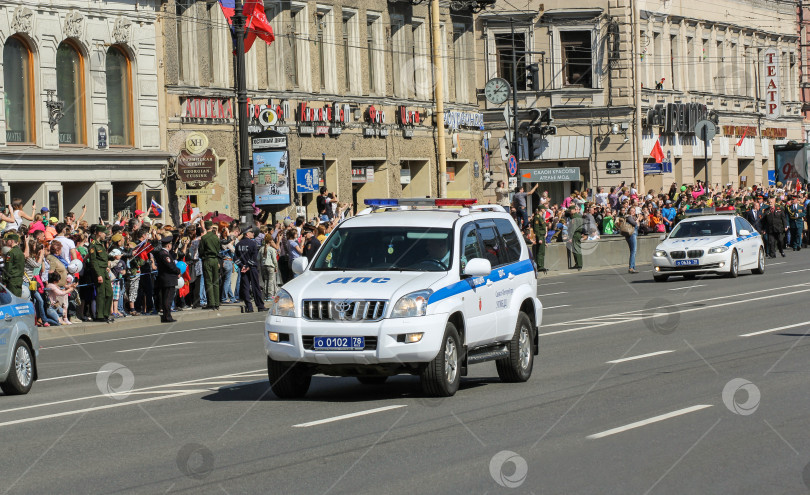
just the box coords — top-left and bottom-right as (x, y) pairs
(296, 168), (320, 193)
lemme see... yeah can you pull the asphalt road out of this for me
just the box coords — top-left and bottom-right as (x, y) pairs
(4, 253), (810, 494)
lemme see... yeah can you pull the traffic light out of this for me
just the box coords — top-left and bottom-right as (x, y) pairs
(526, 64), (540, 91)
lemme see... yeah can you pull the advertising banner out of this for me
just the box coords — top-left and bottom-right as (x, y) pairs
(253, 150), (290, 205)
(774, 144), (809, 186)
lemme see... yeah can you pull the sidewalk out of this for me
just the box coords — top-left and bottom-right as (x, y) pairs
(38, 303), (253, 341)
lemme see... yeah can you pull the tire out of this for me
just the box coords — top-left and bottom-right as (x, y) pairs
(496, 312), (534, 383)
(356, 376), (388, 385)
(752, 248), (765, 275)
(420, 322), (461, 397)
(267, 356), (311, 399)
(1, 339), (34, 396)
(653, 274), (669, 282)
(726, 250), (739, 278)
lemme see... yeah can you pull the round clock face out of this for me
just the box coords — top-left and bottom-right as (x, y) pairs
(484, 78), (511, 105)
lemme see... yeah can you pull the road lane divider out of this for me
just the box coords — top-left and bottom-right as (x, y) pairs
(115, 342), (195, 353)
(586, 405), (713, 440)
(739, 321), (810, 337)
(293, 405), (408, 428)
(606, 350), (675, 364)
(38, 371), (102, 382)
(668, 285), (706, 291)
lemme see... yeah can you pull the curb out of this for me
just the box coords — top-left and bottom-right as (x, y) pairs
(39, 303), (255, 341)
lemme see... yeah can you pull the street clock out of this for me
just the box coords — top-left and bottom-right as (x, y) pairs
(484, 77), (511, 105)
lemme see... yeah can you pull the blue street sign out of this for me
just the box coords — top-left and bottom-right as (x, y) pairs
(662, 161), (673, 174)
(507, 155), (517, 176)
(296, 167), (320, 193)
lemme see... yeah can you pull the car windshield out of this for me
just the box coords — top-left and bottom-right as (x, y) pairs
(670, 219), (733, 238)
(310, 227), (453, 272)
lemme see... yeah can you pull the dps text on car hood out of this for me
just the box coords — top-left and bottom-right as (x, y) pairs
(282, 270), (449, 302)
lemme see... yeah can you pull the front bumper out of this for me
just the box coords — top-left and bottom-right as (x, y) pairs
(264, 313), (449, 365)
(652, 252), (730, 274)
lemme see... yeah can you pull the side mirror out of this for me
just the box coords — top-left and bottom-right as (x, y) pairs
(291, 257), (309, 275)
(464, 258), (492, 278)
(739, 229), (750, 236)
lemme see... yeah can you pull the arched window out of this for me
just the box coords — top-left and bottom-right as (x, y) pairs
(3, 36), (35, 144)
(106, 46), (133, 147)
(56, 40), (86, 145)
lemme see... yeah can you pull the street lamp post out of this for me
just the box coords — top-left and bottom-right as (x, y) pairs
(233, 0), (254, 227)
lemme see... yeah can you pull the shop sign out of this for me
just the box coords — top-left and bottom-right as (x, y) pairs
(398, 106), (421, 126)
(722, 126), (758, 137)
(403, 128), (414, 138)
(400, 168), (411, 184)
(299, 126), (315, 135)
(177, 149), (218, 187)
(330, 127), (343, 136)
(315, 126), (329, 135)
(352, 166), (375, 183)
(363, 127), (389, 137)
(444, 111), (484, 131)
(606, 160), (621, 175)
(647, 103), (708, 135)
(446, 166), (456, 182)
(297, 102), (352, 124)
(275, 126), (290, 134)
(519, 167), (580, 182)
(180, 97), (234, 123)
(763, 48), (780, 120)
(761, 128), (788, 139)
(253, 136), (287, 150)
(366, 105), (386, 124)
(177, 188), (214, 196)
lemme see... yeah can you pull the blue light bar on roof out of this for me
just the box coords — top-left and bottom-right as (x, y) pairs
(363, 198), (399, 207)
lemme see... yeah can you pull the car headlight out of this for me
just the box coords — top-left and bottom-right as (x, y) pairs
(269, 289), (295, 317)
(654, 250), (667, 258)
(708, 246), (729, 254)
(390, 290), (433, 318)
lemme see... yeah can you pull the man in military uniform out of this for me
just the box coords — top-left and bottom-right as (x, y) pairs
(235, 228), (265, 313)
(762, 197), (788, 258)
(198, 221), (221, 310)
(2, 232), (24, 297)
(531, 206), (548, 273)
(154, 235), (180, 322)
(788, 196), (805, 251)
(88, 225), (113, 322)
(567, 205), (584, 270)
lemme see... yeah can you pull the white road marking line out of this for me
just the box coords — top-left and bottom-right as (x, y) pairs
(0, 392), (200, 428)
(537, 292), (568, 297)
(586, 405), (713, 440)
(783, 268), (810, 274)
(293, 405), (408, 428)
(668, 285), (706, 291)
(38, 371), (101, 382)
(543, 282), (810, 329)
(115, 342), (195, 353)
(539, 287), (810, 337)
(769, 262), (787, 266)
(543, 305), (571, 310)
(740, 321), (810, 337)
(0, 369), (265, 416)
(606, 350), (675, 364)
(539, 281), (565, 286)
(41, 320), (264, 350)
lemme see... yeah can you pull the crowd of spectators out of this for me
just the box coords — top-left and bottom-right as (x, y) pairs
(0, 190), (352, 327)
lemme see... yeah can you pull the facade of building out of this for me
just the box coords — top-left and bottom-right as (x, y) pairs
(476, 0), (803, 208)
(162, 0), (486, 222)
(0, 0), (167, 222)
(799, 2), (810, 142)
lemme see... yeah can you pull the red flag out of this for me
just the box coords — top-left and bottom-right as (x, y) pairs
(218, 0), (274, 53)
(244, 1), (275, 52)
(650, 139), (665, 163)
(182, 197), (193, 223)
(132, 240), (154, 261)
(178, 267), (191, 298)
(735, 127), (748, 147)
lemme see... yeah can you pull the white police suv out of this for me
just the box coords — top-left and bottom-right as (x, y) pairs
(652, 207), (765, 282)
(265, 198), (542, 398)
(0, 283), (38, 395)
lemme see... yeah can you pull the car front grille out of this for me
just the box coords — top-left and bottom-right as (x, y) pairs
(687, 250), (704, 258)
(302, 300), (387, 322)
(302, 336), (378, 350)
(670, 251), (686, 259)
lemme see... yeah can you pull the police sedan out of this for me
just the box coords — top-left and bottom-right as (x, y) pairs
(652, 207), (765, 282)
(0, 284), (38, 395)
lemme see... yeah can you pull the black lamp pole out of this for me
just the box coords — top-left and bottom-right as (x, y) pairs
(233, 0), (254, 227)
